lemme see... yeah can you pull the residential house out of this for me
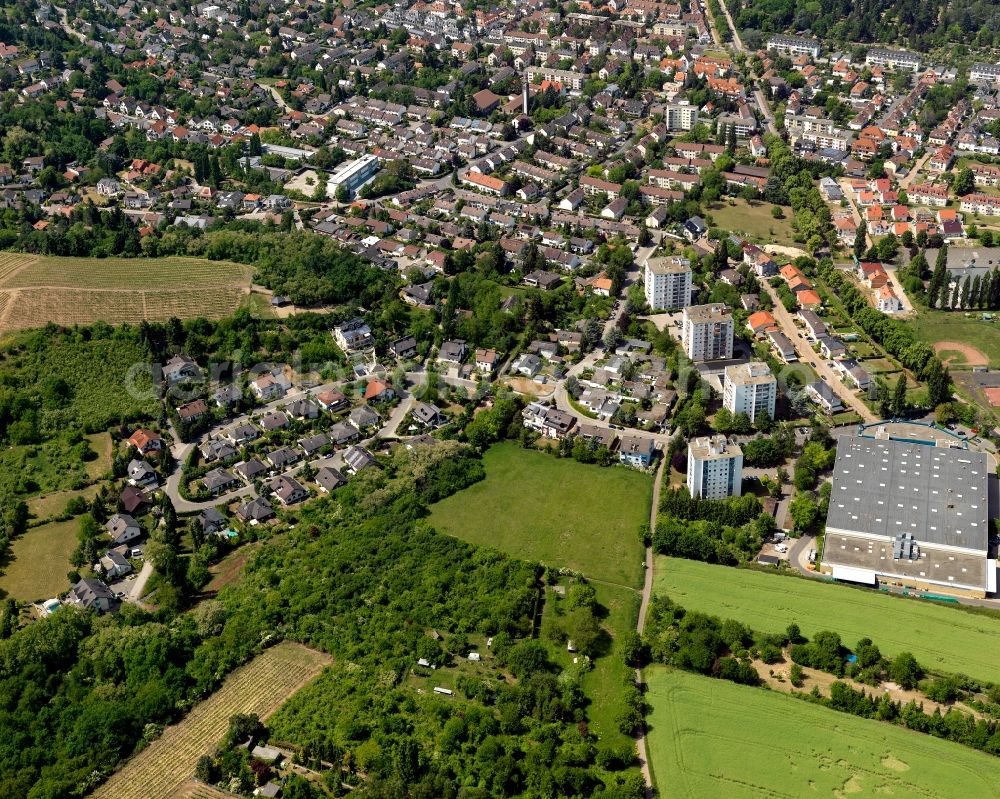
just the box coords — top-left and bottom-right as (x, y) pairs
(67, 578), (114, 613)
(236, 496), (275, 523)
(267, 447), (300, 470)
(363, 378), (394, 403)
(202, 468), (239, 495)
(119, 486), (151, 514)
(251, 372), (290, 401)
(390, 336), (418, 360)
(260, 410), (289, 432)
(162, 354), (202, 384)
(329, 421), (361, 445)
(128, 428), (163, 455)
(316, 389), (349, 413)
(315, 466), (347, 493)
(805, 380), (843, 413)
(198, 508), (227, 535)
(177, 399), (208, 422)
(439, 339), (468, 364)
(127, 459), (157, 487)
(618, 435), (656, 468)
(234, 458), (269, 484)
(349, 405), (380, 430)
(106, 513), (141, 546)
(343, 445), (378, 474)
(225, 422), (260, 445)
(99, 550), (132, 579)
(269, 474), (309, 506)
(411, 402), (442, 428)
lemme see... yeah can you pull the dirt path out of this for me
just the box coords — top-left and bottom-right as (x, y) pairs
(752, 654), (986, 720)
(634, 457), (666, 799)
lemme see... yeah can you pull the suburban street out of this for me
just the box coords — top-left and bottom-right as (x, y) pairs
(707, 0), (780, 136)
(760, 281), (878, 422)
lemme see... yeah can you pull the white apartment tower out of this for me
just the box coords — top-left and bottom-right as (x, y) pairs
(663, 102), (699, 131)
(688, 435), (743, 499)
(723, 361), (777, 423)
(682, 304), (734, 362)
(644, 257), (692, 311)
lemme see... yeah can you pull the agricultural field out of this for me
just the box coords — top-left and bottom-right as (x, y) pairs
(89, 642), (332, 799)
(705, 199), (798, 247)
(0, 254), (253, 335)
(428, 442), (651, 586)
(646, 668), (1000, 799)
(656, 558), (1000, 683)
(909, 309), (1000, 367)
(0, 519), (78, 602)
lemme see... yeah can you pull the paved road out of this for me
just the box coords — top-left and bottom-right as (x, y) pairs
(708, 0), (779, 136)
(760, 281), (877, 422)
(128, 560), (154, 602)
(899, 151), (932, 191)
(634, 456), (666, 799)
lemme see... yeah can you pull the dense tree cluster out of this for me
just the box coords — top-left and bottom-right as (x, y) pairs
(820, 264), (951, 407)
(729, 0), (1000, 49)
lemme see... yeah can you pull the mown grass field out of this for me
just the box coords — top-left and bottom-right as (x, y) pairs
(428, 442), (651, 586)
(909, 308), (1000, 367)
(656, 558), (1000, 682)
(0, 254), (253, 334)
(0, 519), (78, 601)
(706, 199), (798, 247)
(89, 643), (331, 799)
(646, 668), (1000, 799)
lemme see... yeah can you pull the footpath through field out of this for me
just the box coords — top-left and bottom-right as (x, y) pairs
(634, 457), (665, 798)
(89, 642), (331, 799)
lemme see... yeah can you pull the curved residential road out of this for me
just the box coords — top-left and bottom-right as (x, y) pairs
(634, 457), (666, 798)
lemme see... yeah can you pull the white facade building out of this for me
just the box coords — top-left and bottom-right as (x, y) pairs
(682, 304), (734, 361)
(644, 257), (692, 311)
(723, 361), (776, 422)
(663, 101), (699, 131)
(766, 35), (820, 59)
(688, 435), (743, 499)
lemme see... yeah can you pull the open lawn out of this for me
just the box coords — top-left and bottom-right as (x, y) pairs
(910, 309), (1000, 367)
(428, 442), (651, 586)
(27, 485), (101, 524)
(85, 432), (113, 480)
(89, 642), (331, 799)
(705, 199), (798, 247)
(0, 255), (253, 334)
(656, 557), (1000, 683)
(0, 519), (78, 601)
(646, 668), (1000, 799)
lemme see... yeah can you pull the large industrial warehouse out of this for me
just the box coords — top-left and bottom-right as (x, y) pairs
(822, 436), (997, 597)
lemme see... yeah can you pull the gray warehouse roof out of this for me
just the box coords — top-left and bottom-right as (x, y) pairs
(826, 437), (989, 553)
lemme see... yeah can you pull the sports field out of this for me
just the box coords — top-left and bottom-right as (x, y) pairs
(428, 442), (651, 586)
(0, 254), (253, 334)
(909, 309), (1000, 367)
(646, 668), (1000, 799)
(656, 557), (1000, 682)
(89, 643), (331, 799)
